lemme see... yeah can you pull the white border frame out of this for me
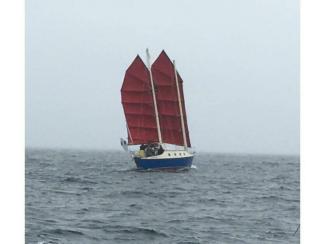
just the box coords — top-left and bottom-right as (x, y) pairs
(301, 0), (325, 243)
(1, 0), (325, 243)
(0, 0), (25, 243)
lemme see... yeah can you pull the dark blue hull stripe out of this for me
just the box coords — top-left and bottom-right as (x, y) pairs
(134, 156), (194, 170)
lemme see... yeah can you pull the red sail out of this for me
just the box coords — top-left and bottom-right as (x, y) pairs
(121, 55), (158, 145)
(151, 51), (191, 147)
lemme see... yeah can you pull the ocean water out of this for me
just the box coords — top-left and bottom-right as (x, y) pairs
(26, 149), (300, 244)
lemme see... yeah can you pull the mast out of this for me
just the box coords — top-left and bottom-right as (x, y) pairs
(173, 60), (188, 149)
(146, 48), (162, 144)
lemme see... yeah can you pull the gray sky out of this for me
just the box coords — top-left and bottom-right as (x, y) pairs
(26, 0), (299, 154)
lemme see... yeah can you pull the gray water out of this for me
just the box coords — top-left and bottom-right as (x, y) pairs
(26, 149), (300, 244)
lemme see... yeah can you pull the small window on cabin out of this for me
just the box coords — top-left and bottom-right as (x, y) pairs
(168, 153), (171, 156)
(174, 153), (176, 156)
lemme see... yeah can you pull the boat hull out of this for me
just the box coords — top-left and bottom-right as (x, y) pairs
(134, 155), (194, 170)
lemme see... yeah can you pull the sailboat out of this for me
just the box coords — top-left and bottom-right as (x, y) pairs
(120, 49), (194, 170)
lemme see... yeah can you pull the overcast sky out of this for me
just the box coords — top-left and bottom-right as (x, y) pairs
(26, 0), (299, 154)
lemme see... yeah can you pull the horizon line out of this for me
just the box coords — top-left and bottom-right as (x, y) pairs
(25, 146), (300, 157)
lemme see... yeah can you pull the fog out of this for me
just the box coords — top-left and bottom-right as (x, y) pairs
(26, 0), (299, 154)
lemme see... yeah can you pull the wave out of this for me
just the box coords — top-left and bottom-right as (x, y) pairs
(62, 176), (97, 185)
(103, 225), (168, 238)
(48, 189), (81, 196)
(41, 228), (84, 236)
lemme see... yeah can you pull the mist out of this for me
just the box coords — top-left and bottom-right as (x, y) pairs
(26, 0), (299, 154)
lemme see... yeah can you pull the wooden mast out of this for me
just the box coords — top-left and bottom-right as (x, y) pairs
(146, 48), (162, 144)
(173, 60), (188, 149)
